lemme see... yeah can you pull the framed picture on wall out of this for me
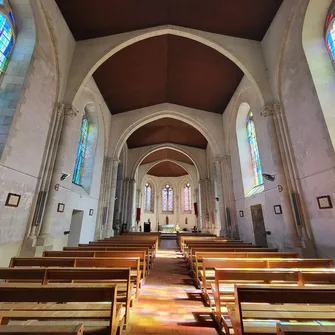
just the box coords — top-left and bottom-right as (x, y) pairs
(5, 193), (21, 207)
(57, 203), (65, 213)
(317, 195), (333, 209)
(274, 205), (282, 215)
(89, 209), (94, 216)
(239, 210), (244, 217)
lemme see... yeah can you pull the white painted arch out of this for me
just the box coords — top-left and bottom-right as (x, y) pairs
(65, 25), (273, 107)
(138, 158), (197, 189)
(110, 103), (222, 161)
(130, 142), (204, 179)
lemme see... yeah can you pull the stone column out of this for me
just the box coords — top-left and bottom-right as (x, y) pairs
(104, 158), (120, 237)
(194, 187), (201, 229)
(36, 104), (78, 246)
(21, 103), (67, 255)
(205, 178), (213, 230)
(122, 178), (130, 224)
(127, 179), (136, 230)
(95, 157), (112, 240)
(214, 158), (227, 237)
(199, 179), (209, 231)
(262, 104), (301, 250)
(120, 179), (127, 225)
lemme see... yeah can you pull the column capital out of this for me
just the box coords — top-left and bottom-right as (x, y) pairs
(261, 103), (282, 117)
(130, 178), (136, 184)
(56, 103), (65, 116)
(112, 158), (120, 167)
(213, 157), (221, 165)
(63, 104), (79, 119)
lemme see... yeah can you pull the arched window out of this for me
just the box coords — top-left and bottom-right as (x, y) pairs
(162, 184), (173, 212)
(0, 12), (14, 75)
(72, 116), (89, 186)
(182, 183), (192, 213)
(144, 182), (154, 212)
(246, 111), (263, 189)
(326, 11), (335, 65)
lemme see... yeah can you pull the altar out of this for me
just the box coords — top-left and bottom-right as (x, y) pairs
(158, 224), (176, 233)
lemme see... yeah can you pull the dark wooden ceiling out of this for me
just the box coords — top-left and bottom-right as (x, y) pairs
(141, 149), (194, 165)
(56, 0), (283, 41)
(147, 161), (188, 177)
(93, 35), (244, 114)
(127, 118), (207, 149)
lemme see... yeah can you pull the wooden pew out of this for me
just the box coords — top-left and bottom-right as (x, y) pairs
(200, 258), (334, 304)
(0, 324), (84, 335)
(276, 323), (335, 335)
(212, 268), (301, 333)
(60, 249), (148, 279)
(9, 257), (142, 299)
(0, 267), (133, 326)
(192, 252), (299, 286)
(0, 284), (123, 335)
(229, 286), (335, 335)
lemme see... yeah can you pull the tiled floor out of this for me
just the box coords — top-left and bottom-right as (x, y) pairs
(124, 239), (219, 335)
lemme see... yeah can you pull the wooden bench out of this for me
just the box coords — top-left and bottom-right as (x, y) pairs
(0, 324), (84, 335)
(185, 247), (278, 264)
(212, 268), (301, 333)
(0, 284), (123, 335)
(60, 249), (148, 280)
(192, 252), (298, 286)
(229, 286), (335, 335)
(9, 257), (141, 299)
(277, 323), (335, 335)
(200, 258), (334, 304)
(0, 267), (132, 326)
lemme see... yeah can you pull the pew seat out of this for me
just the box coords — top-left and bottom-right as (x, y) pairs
(0, 324), (84, 335)
(0, 284), (124, 335)
(277, 323), (335, 334)
(228, 286), (335, 335)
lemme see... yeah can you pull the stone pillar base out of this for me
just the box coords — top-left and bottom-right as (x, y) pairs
(20, 237), (53, 257)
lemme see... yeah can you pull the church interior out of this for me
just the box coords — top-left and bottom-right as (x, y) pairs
(1, 0), (335, 334)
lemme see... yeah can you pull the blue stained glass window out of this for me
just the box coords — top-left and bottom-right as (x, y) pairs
(162, 184), (173, 212)
(8, 12), (14, 24)
(0, 13), (13, 74)
(72, 117), (89, 185)
(247, 111), (263, 187)
(327, 18), (335, 64)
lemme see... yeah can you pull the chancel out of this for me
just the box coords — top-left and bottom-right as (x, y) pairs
(1, 0), (335, 334)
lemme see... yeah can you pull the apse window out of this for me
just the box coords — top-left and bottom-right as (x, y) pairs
(162, 184), (173, 213)
(73, 116), (89, 186)
(246, 111), (264, 196)
(182, 183), (192, 214)
(144, 182), (154, 213)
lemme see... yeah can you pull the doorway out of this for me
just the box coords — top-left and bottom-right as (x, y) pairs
(250, 204), (268, 247)
(67, 210), (84, 247)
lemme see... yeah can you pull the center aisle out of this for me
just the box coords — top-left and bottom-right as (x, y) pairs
(124, 239), (218, 335)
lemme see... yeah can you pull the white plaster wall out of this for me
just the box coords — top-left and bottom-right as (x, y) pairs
(278, 2), (335, 259)
(43, 77), (111, 247)
(139, 175), (196, 232)
(223, 77), (287, 249)
(0, 0), (75, 265)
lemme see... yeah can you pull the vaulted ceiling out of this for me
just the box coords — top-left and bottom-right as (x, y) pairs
(56, 0), (283, 177)
(147, 161), (188, 177)
(127, 118), (207, 149)
(56, 0), (283, 41)
(93, 35), (244, 114)
(141, 149), (193, 166)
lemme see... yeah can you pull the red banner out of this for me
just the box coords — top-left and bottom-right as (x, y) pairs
(194, 203), (198, 217)
(136, 208), (141, 222)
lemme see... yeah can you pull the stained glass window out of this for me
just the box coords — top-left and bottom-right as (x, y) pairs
(162, 184), (173, 212)
(72, 117), (89, 185)
(182, 183), (192, 213)
(246, 111), (263, 187)
(327, 16), (335, 64)
(144, 183), (153, 212)
(0, 13), (13, 74)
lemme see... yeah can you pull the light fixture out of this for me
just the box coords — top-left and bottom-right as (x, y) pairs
(187, 183), (190, 187)
(166, 184), (170, 188)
